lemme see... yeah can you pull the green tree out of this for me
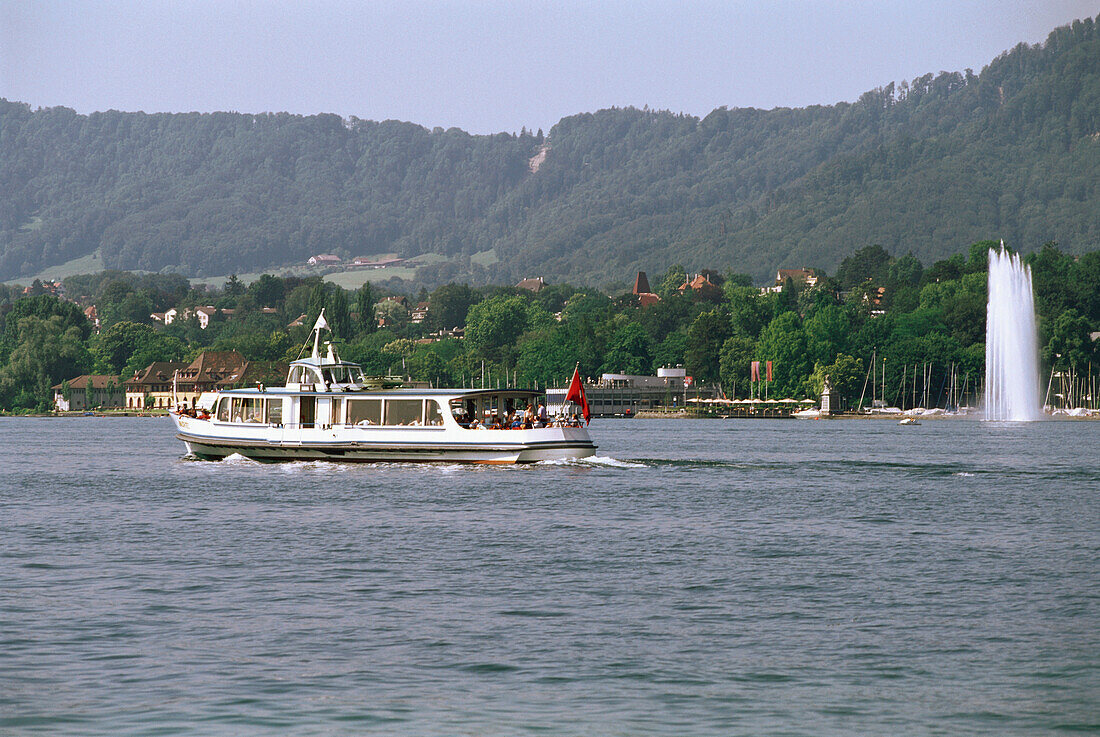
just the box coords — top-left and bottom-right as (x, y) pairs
(354, 283), (376, 335)
(1027, 242), (1076, 322)
(1043, 309), (1095, 372)
(515, 327), (579, 388)
(248, 274), (285, 308)
(810, 354), (864, 404)
(685, 309), (731, 384)
(100, 291), (155, 328)
(835, 245), (892, 290)
(803, 304), (851, 365)
(407, 347), (452, 386)
(0, 315), (91, 411)
(600, 324), (652, 375)
(224, 274), (246, 297)
(657, 264), (687, 299)
(91, 321), (159, 375)
(718, 335), (756, 397)
(307, 283), (328, 328)
(427, 283), (481, 331)
(465, 295), (548, 364)
(327, 287), (352, 340)
(725, 286), (772, 339)
(651, 329), (688, 373)
(122, 334), (189, 379)
(755, 311), (811, 397)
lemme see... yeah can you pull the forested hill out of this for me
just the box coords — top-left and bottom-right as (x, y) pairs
(2, 15), (1099, 285)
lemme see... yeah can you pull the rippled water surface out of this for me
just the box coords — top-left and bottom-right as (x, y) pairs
(2, 416), (1098, 735)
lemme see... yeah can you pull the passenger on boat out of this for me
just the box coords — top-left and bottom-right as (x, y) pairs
(469, 417), (484, 429)
(536, 402), (548, 425)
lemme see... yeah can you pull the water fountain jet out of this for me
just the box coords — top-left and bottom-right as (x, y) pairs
(984, 245), (1042, 421)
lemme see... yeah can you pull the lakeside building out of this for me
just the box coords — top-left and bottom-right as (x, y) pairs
(124, 351), (287, 409)
(125, 362), (188, 409)
(546, 367), (706, 418)
(51, 375), (126, 411)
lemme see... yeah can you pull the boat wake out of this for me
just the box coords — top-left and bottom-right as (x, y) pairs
(538, 455), (647, 468)
(222, 452), (262, 465)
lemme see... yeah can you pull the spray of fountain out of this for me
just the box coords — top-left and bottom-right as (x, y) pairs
(984, 244), (1042, 421)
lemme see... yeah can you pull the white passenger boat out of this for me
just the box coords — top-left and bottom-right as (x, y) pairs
(169, 315), (596, 464)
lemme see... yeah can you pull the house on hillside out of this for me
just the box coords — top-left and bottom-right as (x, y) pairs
(52, 375), (126, 411)
(351, 256), (405, 269)
(632, 271), (661, 307)
(375, 295), (410, 328)
(765, 268), (819, 293)
(516, 277), (545, 293)
(308, 254), (342, 266)
(411, 301), (430, 324)
(678, 273), (722, 298)
(83, 305), (100, 333)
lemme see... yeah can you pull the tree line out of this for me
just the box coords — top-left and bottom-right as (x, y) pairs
(1, 241), (1096, 413)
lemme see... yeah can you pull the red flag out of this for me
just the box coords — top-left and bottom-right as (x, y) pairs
(751, 361), (760, 382)
(766, 360), (773, 382)
(564, 366), (591, 425)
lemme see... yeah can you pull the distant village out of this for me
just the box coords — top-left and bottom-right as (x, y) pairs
(34, 262), (858, 417)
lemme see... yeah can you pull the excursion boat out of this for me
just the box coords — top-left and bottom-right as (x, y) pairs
(169, 315), (596, 464)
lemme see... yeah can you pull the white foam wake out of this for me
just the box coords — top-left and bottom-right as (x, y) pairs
(538, 455), (647, 468)
(221, 453), (261, 465)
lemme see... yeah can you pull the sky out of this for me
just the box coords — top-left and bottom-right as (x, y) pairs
(2, 0), (1098, 134)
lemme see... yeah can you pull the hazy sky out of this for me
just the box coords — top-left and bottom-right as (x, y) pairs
(2, 1), (1098, 133)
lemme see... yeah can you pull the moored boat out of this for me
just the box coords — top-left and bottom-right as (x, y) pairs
(169, 315), (596, 464)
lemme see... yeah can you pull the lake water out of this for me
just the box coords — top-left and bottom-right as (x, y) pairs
(2, 416), (1097, 735)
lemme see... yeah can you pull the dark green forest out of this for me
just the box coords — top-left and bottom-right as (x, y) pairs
(1, 239), (1097, 414)
(1, 16), (1098, 286)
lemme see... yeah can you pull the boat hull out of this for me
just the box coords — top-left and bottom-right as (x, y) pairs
(174, 417), (596, 464)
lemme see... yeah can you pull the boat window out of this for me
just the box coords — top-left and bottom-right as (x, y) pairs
(325, 366), (350, 384)
(331, 397), (343, 425)
(266, 398), (283, 425)
(288, 366), (306, 383)
(216, 397), (231, 422)
(231, 397), (263, 423)
(425, 400), (444, 426)
(385, 399), (423, 426)
(346, 398), (382, 426)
